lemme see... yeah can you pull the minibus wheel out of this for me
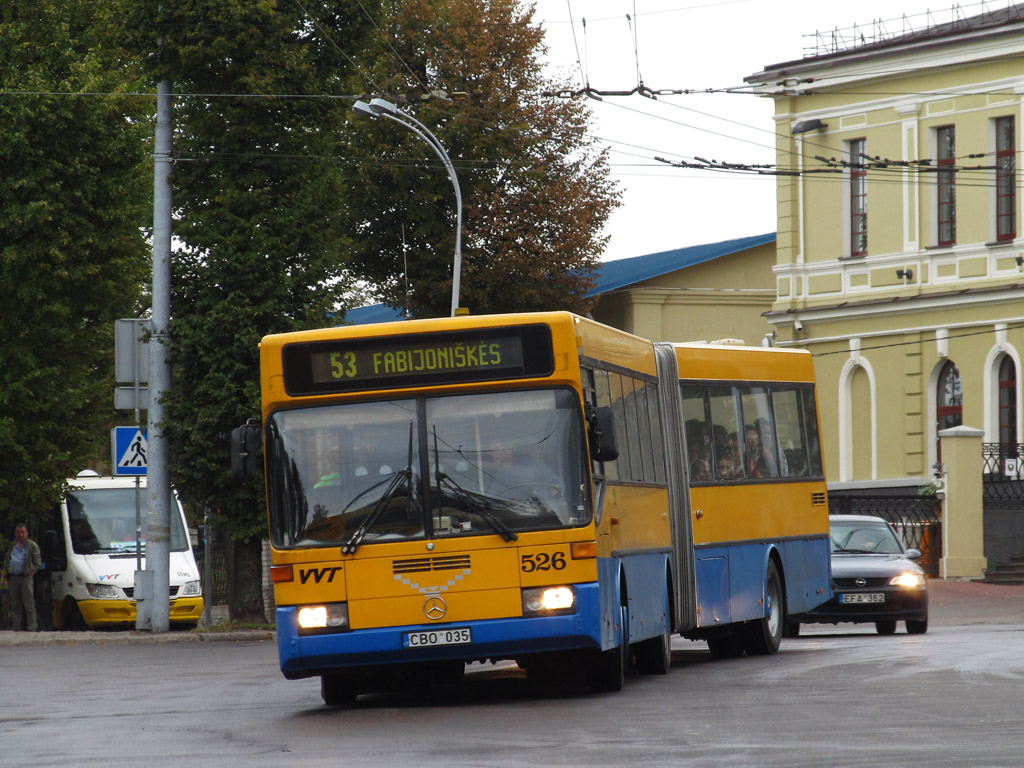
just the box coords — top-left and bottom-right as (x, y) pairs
(63, 599), (87, 631)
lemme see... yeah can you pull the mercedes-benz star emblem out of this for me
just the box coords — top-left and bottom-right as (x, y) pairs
(855, 578), (867, 587)
(424, 595), (447, 620)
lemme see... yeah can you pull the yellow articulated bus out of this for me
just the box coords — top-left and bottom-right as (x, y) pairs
(232, 311), (831, 704)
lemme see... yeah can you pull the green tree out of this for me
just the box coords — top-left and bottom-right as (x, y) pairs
(341, 0), (618, 318)
(0, 1), (151, 535)
(128, 0), (377, 619)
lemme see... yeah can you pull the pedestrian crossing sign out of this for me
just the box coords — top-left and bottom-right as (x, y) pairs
(112, 426), (148, 476)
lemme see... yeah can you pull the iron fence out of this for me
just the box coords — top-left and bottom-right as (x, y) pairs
(982, 443), (1024, 509)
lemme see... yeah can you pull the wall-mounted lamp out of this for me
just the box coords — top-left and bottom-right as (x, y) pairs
(1015, 255), (1023, 267)
(792, 118), (828, 134)
(896, 268), (913, 280)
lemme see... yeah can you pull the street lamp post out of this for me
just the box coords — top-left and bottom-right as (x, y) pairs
(353, 98), (462, 317)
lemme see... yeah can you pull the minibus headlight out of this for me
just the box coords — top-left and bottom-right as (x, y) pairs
(180, 580), (202, 597)
(297, 602), (349, 633)
(86, 583), (121, 599)
(522, 586), (575, 616)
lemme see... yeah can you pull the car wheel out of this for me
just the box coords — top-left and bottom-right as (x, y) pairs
(906, 617), (928, 635)
(875, 620), (897, 635)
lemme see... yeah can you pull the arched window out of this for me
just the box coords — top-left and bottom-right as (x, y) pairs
(999, 355), (1017, 446)
(936, 361), (962, 462)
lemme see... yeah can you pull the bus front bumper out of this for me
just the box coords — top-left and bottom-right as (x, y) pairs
(277, 583), (602, 680)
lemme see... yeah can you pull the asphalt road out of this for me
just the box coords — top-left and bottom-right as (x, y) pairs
(2, 580), (1023, 768)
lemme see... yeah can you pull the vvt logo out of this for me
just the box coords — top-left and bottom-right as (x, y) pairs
(98, 574), (119, 581)
(299, 566), (342, 585)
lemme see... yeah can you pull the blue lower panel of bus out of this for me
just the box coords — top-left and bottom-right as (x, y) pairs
(694, 537), (831, 627)
(277, 582), (603, 680)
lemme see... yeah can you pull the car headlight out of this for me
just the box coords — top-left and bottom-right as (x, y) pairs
(522, 586), (575, 616)
(180, 580), (202, 597)
(297, 602), (349, 633)
(890, 572), (926, 588)
(86, 583), (121, 599)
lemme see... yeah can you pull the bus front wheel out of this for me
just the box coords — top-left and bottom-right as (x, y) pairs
(321, 673), (359, 706)
(587, 603), (628, 692)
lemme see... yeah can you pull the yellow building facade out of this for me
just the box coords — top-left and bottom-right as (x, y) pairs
(747, 7), (1024, 492)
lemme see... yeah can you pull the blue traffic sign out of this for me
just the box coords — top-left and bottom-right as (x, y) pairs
(112, 426), (148, 476)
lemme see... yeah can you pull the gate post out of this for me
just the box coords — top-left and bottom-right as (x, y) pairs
(938, 425), (987, 579)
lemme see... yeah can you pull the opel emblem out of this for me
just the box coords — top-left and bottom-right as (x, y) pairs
(855, 578), (867, 587)
(423, 595), (447, 620)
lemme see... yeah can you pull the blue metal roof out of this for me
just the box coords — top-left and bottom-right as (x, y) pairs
(343, 232), (776, 325)
(588, 232), (776, 296)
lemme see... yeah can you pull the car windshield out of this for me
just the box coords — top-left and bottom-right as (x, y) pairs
(266, 388), (589, 549)
(830, 520), (904, 554)
(66, 488), (190, 554)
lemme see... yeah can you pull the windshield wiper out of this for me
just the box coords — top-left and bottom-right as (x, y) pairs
(435, 473), (518, 542)
(342, 421), (416, 555)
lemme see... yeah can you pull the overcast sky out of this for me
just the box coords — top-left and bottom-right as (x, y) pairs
(531, 0), (993, 260)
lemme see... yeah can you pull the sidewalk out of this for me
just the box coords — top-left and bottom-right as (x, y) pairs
(928, 578), (1024, 626)
(0, 627), (274, 646)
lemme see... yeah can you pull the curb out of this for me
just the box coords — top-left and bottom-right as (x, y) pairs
(0, 630), (275, 647)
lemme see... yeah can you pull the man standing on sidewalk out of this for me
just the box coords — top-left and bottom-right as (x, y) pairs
(4, 522), (41, 631)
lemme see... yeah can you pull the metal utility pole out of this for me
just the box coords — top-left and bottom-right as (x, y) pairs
(140, 79), (173, 632)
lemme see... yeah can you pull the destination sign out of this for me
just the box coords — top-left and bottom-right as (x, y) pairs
(282, 325), (554, 395)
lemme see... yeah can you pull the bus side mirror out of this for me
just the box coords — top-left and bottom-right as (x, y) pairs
(230, 419), (262, 484)
(587, 406), (619, 463)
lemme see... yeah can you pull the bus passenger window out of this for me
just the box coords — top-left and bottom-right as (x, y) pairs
(707, 386), (743, 481)
(772, 388), (808, 478)
(801, 388), (824, 477)
(681, 386), (711, 481)
(740, 388), (782, 478)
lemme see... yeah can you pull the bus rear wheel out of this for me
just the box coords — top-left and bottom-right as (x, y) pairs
(742, 560), (783, 655)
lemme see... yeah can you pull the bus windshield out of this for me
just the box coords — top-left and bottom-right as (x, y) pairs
(66, 488), (190, 555)
(266, 388), (589, 548)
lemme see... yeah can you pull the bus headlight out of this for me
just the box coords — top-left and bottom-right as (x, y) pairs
(86, 583), (121, 599)
(297, 602), (349, 633)
(180, 580), (202, 597)
(522, 586), (575, 616)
